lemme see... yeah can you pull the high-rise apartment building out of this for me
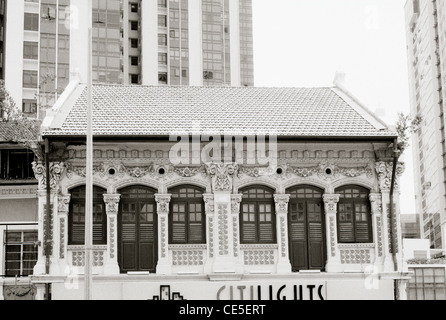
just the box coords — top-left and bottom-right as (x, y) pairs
(3, 0), (254, 120)
(405, 0), (446, 250)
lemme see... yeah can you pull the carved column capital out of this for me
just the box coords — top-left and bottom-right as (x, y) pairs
(57, 194), (71, 215)
(32, 161), (66, 190)
(205, 162), (239, 192)
(230, 194), (243, 215)
(155, 194), (172, 215)
(103, 194), (121, 215)
(375, 161), (405, 192)
(274, 194), (290, 215)
(323, 194), (340, 213)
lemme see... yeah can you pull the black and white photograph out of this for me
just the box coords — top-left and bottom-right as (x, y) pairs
(0, 0), (445, 304)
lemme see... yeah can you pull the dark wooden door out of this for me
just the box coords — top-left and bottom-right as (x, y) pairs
(118, 187), (157, 273)
(288, 187), (326, 271)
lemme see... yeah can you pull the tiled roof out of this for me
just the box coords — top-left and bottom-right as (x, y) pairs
(42, 84), (396, 139)
(0, 119), (41, 143)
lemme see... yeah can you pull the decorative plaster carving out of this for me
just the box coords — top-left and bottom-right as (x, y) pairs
(60, 217), (65, 259)
(103, 194), (121, 214)
(58, 194), (71, 214)
(369, 193), (382, 215)
(322, 194), (340, 212)
(375, 161), (405, 191)
(205, 162), (239, 192)
(32, 161), (65, 190)
(171, 246), (206, 266)
(286, 162), (373, 180)
(174, 166), (206, 178)
(70, 247), (106, 267)
(217, 204), (229, 256)
(329, 216), (336, 257)
(243, 249), (276, 265)
(274, 194), (290, 215)
(376, 216), (383, 257)
(339, 248), (372, 264)
(231, 195), (242, 215)
(155, 194), (172, 215)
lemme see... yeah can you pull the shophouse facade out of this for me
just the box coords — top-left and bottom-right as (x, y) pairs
(28, 83), (410, 300)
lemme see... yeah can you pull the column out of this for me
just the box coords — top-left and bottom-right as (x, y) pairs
(103, 194), (121, 275)
(205, 162), (239, 273)
(57, 194), (71, 275)
(155, 194), (172, 274)
(274, 194), (292, 274)
(32, 161), (65, 275)
(323, 194), (341, 272)
(203, 194), (215, 273)
(231, 194), (243, 273)
(375, 161), (405, 272)
(369, 193), (384, 271)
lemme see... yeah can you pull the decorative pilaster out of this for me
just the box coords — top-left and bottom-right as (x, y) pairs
(375, 161), (405, 272)
(57, 194), (71, 274)
(274, 194), (292, 273)
(155, 194), (171, 274)
(323, 194), (341, 272)
(369, 193), (384, 270)
(103, 194), (120, 274)
(203, 194), (215, 273)
(32, 161), (66, 275)
(205, 162), (239, 273)
(231, 194), (243, 272)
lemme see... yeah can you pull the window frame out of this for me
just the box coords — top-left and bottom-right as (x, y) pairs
(68, 186), (107, 245)
(239, 186), (276, 244)
(169, 185), (206, 245)
(4, 229), (38, 277)
(336, 185), (372, 243)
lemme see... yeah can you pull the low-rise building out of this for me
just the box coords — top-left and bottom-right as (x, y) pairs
(28, 83), (410, 300)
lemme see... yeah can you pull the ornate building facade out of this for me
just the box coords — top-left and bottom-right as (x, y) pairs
(27, 84), (409, 300)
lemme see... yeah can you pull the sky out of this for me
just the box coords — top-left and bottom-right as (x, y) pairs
(251, 0), (416, 213)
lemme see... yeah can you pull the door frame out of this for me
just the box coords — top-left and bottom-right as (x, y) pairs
(117, 186), (158, 273)
(286, 185), (326, 272)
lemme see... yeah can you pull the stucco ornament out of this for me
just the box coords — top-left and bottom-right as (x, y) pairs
(205, 162), (239, 192)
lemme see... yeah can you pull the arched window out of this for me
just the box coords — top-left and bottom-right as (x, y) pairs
(336, 185), (372, 243)
(240, 186), (276, 244)
(69, 186), (107, 245)
(169, 185), (206, 244)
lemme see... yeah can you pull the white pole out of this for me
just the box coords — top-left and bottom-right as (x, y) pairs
(84, 0), (93, 301)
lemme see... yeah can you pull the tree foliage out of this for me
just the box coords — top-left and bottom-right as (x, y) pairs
(395, 112), (422, 154)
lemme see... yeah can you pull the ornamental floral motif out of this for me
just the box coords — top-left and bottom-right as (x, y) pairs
(375, 161), (405, 191)
(340, 249), (371, 264)
(231, 195), (242, 215)
(155, 194), (172, 215)
(286, 162), (373, 180)
(205, 162), (239, 192)
(244, 250), (275, 265)
(274, 194), (290, 215)
(32, 161), (66, 189)
(217, 204), (229, 256)
(171, 249), (205, 266)
(323, 194), (340, 212)
(104, 194), (121, 214)
(58, 195), (71, 214)
(174, 166), (206, 177)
